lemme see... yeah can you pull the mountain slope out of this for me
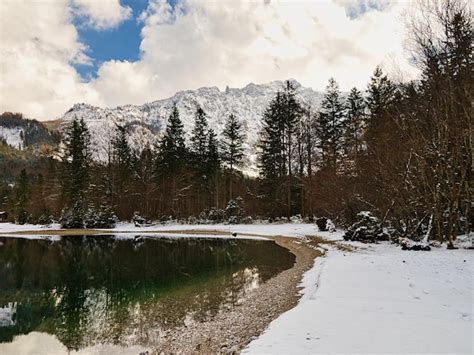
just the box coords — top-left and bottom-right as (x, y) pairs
(0, 112), (59, 151)
(60, 80), (323, 172)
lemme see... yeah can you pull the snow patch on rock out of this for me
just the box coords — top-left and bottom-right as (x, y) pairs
(60, 80), (323, 174)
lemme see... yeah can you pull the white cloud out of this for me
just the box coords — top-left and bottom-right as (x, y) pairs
(0, 0), (419, 120)
(0, 0), (102, 119)
(72, 0), (132, 30)
(92, 0), (418, 102)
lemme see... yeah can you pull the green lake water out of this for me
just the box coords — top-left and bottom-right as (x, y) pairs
(0, 235), (294, 351)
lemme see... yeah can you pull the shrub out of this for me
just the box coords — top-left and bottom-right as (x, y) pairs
(343, 211), (389, 243)
(225, 197), (245, 223)
(84, 205), (118, 229)
(60, 202), (84, 229)
(316, 217), (328, 231)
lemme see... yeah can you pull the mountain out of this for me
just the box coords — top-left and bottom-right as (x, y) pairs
(0, 112), (59, 151)
(60, 79), (323, 173)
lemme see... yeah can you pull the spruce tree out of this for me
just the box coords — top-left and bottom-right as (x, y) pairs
(281, 81), (303, 216)
(258, 92), (286, 216)
(155, 105), (188, 217)
(282, 80), (301, 176)
(190, 105), (210, 179)
(206, 129), (220, 207)
(317, 78), (346, 169)
(221, 113), (244, 172)
(156, 104), (187, 176)
(259, 81), (304, 217)
(61, 117), (91, 227)
(206, 129), (219, 173)
(188, 105), (211, 211)
(221, 113), (245, 198)
(366, 67), (397, 122)
(113, 125), (133, 173)
(344, 87), (365, 158)
(111, 124), (133, 218)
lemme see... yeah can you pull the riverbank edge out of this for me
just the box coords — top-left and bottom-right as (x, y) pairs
(0, 226), (332, 354)
(154, 235), (326, 353)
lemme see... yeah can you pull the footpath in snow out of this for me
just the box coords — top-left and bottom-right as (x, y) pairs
(245, 237), (473, 354)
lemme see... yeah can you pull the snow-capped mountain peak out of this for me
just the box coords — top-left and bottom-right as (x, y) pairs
(60, 80), (323, 173)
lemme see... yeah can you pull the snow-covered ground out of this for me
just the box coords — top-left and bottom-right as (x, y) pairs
(0, 222), (321, 239)
(245, 239), (473, 354)
(0, 126), (24, 150)
(109, 222), (321, 237)
(0, 223), (61, 233)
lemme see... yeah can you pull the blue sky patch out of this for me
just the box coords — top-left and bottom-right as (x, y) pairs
(73, 0), (149, 80)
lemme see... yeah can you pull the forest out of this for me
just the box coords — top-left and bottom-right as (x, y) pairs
(0, 0), (471, 247)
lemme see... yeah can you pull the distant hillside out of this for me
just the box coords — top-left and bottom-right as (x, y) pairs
(0, 112), (59, 150)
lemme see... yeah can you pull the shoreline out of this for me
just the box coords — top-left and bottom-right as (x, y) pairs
(155, 236), (324, 353)
(0, 224), (333, 353)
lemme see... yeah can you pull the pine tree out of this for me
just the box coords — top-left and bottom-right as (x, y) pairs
(344, 87), (365, 159)
(366, 67), (397, 122)
(206, 129), (219, 173)
(111, 124), (133, 218)
(281, 81), (303, 217)
(62, 118), (91, 209)
(258, 81), (304, 217)
(156, 104), (187, 176)
(258, 92), (286, 217)
(317, 78), (346, 169)
(221, 113), (245, 198)
(155, 105), (188, 216)
(206, 129), (220, 207)
(221, 114), (244, 172)
(113, 125), (133, 172)
(190, 106), (209, 175)
(282, 81), (301, 176)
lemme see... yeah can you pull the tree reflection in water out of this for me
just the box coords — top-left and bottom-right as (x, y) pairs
(0, 235), (294, 350)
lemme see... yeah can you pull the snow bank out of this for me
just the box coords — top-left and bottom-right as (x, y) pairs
(0, 223), (60, 233)
(245, 243), (473, 354)
(0, 222), (323, 241)
(112, 233), (269, 241)
(110, 222), (320, 238)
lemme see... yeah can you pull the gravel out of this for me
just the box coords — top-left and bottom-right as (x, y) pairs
(153, 236), (323, 354)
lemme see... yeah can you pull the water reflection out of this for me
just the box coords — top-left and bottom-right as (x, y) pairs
(0, 235), (294, 350)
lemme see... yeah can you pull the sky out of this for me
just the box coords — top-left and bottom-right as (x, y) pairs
(0, 0), (418, 120)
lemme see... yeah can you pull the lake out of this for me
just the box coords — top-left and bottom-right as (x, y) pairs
(0, 235), (295, 352)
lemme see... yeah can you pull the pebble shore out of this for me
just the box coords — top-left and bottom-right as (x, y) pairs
(155, 236), (323, 354)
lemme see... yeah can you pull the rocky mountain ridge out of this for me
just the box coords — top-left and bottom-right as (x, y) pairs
(61, 79), (323, 172)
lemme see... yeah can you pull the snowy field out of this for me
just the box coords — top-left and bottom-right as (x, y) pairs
(245, 239), (473, 354)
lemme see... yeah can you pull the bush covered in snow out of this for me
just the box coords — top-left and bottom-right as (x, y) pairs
(316, 217), (336, 232)
(399, 237), (431, 251)
(343, 211), (389, 243)
(290, 214), (303, 223)
(132, 211), (146, 226)
(84, 205), (118, 229)
(60, 202), (85, 229)
(225, 197), (245, 224)
(61, 203), (118, 229)
(36, 213), (54, 225)
(208, 207), (225, 222)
